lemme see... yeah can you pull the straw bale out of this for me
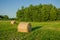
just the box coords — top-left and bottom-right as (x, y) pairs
(18, 22), (31, 32)
(11, 20), (16, 24)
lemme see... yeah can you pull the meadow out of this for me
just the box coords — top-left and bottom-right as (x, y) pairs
(0, 21), (60, 40)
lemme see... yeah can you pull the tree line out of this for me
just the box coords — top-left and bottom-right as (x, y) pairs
(0, 15), (9, 20)
(16, 4), (60, 22)
(0, 15), (16, 20)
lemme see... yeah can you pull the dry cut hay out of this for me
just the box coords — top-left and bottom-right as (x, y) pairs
(11, 20), (16, 24)
(18, 22), (31, 32)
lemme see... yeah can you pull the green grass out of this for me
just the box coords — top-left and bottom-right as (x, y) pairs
(0, 21), (60, 40)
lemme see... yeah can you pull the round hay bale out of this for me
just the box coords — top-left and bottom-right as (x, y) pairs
(18, 22), (32, 32)
(11, 20), (16, 24)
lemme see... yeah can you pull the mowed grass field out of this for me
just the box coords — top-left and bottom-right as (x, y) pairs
(0, 21), (60, 40)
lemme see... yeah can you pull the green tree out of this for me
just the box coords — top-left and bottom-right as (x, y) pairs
(16, 6), (25, 21)
(50, 6), (57, 21)
(57, 8), (60, 20)
(3, 15), (9, 20)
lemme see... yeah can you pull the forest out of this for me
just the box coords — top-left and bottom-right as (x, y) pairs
(16, 4), (60, 22)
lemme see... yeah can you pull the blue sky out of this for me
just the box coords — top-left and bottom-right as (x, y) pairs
(0, 0), (60, 18)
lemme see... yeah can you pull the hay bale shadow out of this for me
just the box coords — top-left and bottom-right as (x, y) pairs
(32, 26), (42, 31)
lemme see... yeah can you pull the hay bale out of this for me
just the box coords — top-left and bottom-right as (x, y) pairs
(18, 22), (31, 32)
(11, 20), (16, 24)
